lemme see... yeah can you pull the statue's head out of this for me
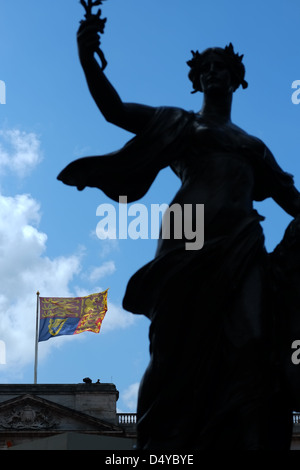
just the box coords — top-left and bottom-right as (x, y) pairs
(187, 43), (248, 94)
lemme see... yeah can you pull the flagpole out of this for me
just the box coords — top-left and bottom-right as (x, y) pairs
(34, 291), (40, 384)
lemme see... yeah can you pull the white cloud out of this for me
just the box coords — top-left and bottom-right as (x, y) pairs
(101, 302), (135, 333)
(0, 190), (135, 380)
(88, 261), (116, 283)
(0, 128), (137, 382)
(0, 129), (42, 177)
(120, 382), (140, 412)
(0, 191), (82, 376)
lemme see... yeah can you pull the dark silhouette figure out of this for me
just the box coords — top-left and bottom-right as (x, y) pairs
(83, 377), (92, 384)
(58, 17), (300, 450)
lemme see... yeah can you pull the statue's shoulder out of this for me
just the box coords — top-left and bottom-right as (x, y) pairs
(155, 105), (193, 118)
(230, 122), (269, 153)
(148, 106), (195, 135)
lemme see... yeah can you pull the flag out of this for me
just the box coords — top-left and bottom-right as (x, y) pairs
(38, 290), (108, 342)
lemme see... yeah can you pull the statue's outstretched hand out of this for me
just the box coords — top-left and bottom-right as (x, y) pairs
(78, 0), (108, 69)
(77, 18), (102, 62)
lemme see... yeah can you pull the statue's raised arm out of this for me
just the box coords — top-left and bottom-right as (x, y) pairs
(77, 1), (156, 135)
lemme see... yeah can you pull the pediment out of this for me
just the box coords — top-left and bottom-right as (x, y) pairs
(0, 394), (123, 434)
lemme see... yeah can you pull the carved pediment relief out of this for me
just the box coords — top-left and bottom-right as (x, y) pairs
(0, 403), (58, 430)
(0, 394), (122, 434)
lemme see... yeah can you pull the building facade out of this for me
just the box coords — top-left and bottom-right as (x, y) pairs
(1, 382), (300, 450)
(0, 383), (136, 450)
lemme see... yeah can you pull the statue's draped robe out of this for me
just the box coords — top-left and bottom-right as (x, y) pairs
(58, 107), (300, 450)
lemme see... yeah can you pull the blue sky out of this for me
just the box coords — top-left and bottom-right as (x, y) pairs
(0, 0), (300, 412)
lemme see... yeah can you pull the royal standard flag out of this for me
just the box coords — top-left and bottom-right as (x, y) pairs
(38, 290), (108, 342)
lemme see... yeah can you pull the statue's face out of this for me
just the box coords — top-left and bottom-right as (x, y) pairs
(199, 53), (233, 94)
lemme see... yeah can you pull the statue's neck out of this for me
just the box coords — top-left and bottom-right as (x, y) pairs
(199, 91), (233, 124)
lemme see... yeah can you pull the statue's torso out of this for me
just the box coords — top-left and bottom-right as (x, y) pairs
(161, 116), (263, 249)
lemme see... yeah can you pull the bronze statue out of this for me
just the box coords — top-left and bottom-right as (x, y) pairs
(58, 12), (300, 450)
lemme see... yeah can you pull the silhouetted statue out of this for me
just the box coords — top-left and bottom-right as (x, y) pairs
(58, 14), (300, 450)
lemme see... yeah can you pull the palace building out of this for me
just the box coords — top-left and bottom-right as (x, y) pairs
(0, 382), (136, 450)
(1, 381), (300, 450)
